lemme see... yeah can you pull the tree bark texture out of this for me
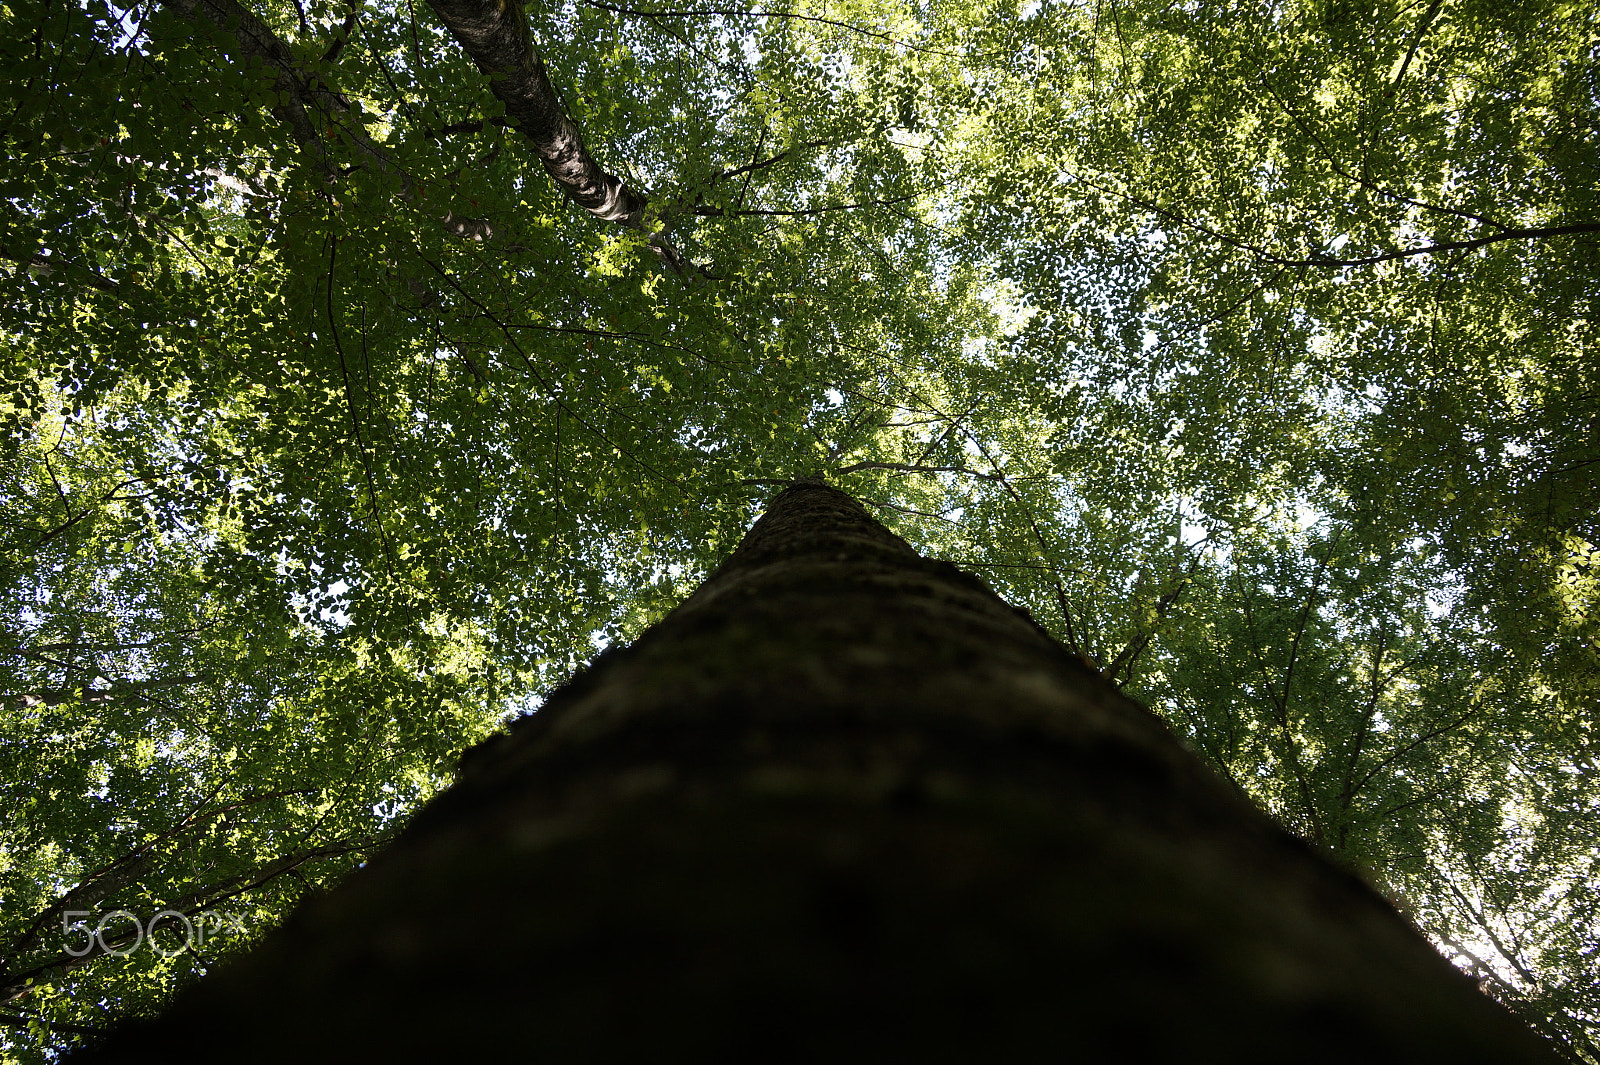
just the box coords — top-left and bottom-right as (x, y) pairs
(79, 483), (1556, 1063)
(426, 0), (649, 224)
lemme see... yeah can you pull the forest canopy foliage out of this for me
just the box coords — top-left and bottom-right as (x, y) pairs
(0, 0), (1595, 1059)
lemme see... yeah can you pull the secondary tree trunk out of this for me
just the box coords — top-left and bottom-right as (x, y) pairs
(80, 482), (1554, 1063)
(426, 0), (649, 225)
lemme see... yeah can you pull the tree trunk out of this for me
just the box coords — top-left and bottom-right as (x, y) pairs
(79, 482), (1555, 1063)
(426, 0), (648, 225)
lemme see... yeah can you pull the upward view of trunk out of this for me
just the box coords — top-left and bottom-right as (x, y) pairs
(80, 483), (1554, 1063)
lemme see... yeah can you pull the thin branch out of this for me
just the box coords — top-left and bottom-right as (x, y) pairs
(713, 137), (831, 186)
(424, 117), (512, 139)
(1350, 711), (1475, 797)
(835, 460), (1001, 481)
(1292, 222), (1600, 267)
(1063, 166), (1598, 267)
(692, 192), (921, 217)
(912, 397), (982, 465)
(326, 227), (396, 574)
(0, 836), (375, 1005)
(10, 673), (212, 710)
(1338, 631), (1388, 819)
(318, 0), (360, 65)
(27, 626), (217, 657)
(859, 497), (962, 524)
(1234, 575), (1323, 844)
(582, 0), (973, 57)
(1391, 0), (1446, 91)
(1103, 563), (1196, 686)
(1441, 876), (1542, 988)
(157, 0), (404, 192)
(1281, 529), (1341, 703)
(1253, 72), (1506, 231)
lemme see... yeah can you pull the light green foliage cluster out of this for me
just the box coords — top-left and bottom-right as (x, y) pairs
(0, 0), (1594, 1058)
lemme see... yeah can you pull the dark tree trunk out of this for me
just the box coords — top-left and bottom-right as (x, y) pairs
(80, 483), (1554, 1063)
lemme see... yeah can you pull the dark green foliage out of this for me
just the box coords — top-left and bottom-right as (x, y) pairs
(1, 0), (1594, 1057)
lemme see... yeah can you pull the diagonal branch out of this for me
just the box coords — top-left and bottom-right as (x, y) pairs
(1062, 165), (1599, 269)
(1350, 710), (1475, 798)
(1391, 0), (1446, 92)
(1252, 70), (1507, 231)
(425, 0), (648, 225)
(712, 138), (831, 187)
(1103, 555), (1200, 686)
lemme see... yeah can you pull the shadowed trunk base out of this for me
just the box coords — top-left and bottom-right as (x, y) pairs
(77, 483), (1557, 1063)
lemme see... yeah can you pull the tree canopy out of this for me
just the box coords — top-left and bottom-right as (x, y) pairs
(1, 0), (1595, 1059)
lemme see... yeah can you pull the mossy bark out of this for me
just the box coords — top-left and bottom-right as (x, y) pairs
(81, 483), (1556, 1063)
